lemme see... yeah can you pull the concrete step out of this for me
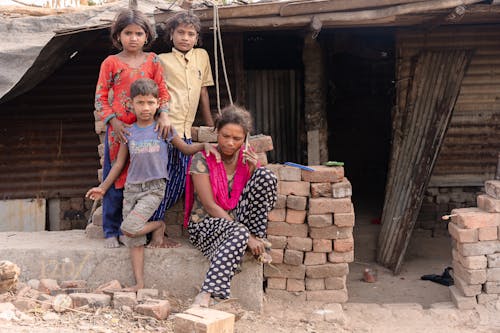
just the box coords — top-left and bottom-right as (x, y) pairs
(0, 230), (262, 312)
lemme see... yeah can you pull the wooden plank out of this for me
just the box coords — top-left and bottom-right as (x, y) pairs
(377, 49), (472, 273)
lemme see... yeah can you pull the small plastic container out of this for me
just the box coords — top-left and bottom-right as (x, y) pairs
(363, 268), (377, 283)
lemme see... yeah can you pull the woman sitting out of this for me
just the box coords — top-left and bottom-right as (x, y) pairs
(184, 105), (278, 307)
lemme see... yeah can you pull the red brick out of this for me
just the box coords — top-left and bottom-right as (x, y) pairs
(448, 222), (478, 243)
(268, 222), (308, 237)
(451, 207), (500, 229)
(249, 135), (273, 153)
(309, 198), (353, 214)
(311, 183), (332, 198)
(452, 249), (487, 270)
(70, 293), (111, 308)
(305, 278), (325, 291)
(304, 252), (327, 265)
(278, 181), (310, 197)
(267, 277), (286, 290)
(306, 263), (349, 278)
(479, 226), (498, 241)
(274, 194), (287, 209)
(284, 249), (304, 266)
(325, 276), (346, 290)
(197, 126), (218, 143)
(477, 194), (500, 213)
(308, 214), (333, 228)
(191, 126), (199, 141)
(331, 178), (352, 198)
(286, 237), (312, 251)
(485, 180), (500, 199)
(279, 166), (302, 181)
(135, 299), (170, 320)
(286, 279), (305, 292)
(264, 264), (306, 279)
(286, 209), (307, 224)
(313, 239), (332, 253)
(328, 251), (354, 263)
(112, 292), (137, 309)
(309, 226), (353, 240)
(306, 289), (348, 302)
(286, 195), (307, 211)
(334, 212), (355, 227)
(452, 260), (486, 285)
(334, 237), (354, 252)
(268, 209), (286, 222)
(268, 235), (287, 249)
(269, 249), (284, 264)
(301, 166), (344, 183)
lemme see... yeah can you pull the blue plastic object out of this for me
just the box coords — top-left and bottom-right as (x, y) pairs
(284, 162), (315, 171)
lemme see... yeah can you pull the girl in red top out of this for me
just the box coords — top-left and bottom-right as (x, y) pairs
(95, 8), (171, 248)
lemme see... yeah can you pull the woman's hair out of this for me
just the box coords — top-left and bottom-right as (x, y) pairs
(110, 9), (156, 50)
(163, 11), (202, 45)
(215, 105), (253, 136)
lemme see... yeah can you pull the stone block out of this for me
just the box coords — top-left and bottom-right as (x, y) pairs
(286, 278), (305, 292)
(278, 181), (310, 197)
(305, 263), (349, 278)
(309, 198), (353, 215)
(308, 214), (333, 228)
(331, 178), (352, 198)
(313, 239), (332, 253)
(286, 196), (307, 211)
(286, 209), (307, 224)
(449, 285), (477, 309)
(135, 299), (171, 320)
(279, 166), (301, 181)
(485, 180), (500, 199)
(301, 166), (344, 183)
(477, 194), (500, 213)
(334, 212), (355, 227)
(311, 183), (332, 198)
(286, 237), (312, 252)
(284, 249), (304, 266)
(267, 222), (308, 238)
(304, 252), (326, 265)
(328, 251), (354, 263)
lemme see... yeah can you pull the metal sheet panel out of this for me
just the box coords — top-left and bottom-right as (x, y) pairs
(397, 26), (500, 186)
(0, 199), (46, 231)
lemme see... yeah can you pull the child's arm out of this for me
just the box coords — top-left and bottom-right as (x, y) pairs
(171, 136), (220, 161)
(199, 87), (214, 127)
(86, 143), (128, 200)
(151, 54), (173, 139)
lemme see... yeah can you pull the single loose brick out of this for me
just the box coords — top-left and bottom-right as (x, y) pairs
(279, 166), (302, 181)
(328, 251), (354, 263)
(325, 276), (346, 290)
(309, 226), (353, 240)
(268, 235), (287, 249)
(286, 279), (305, 292)
(309, 198), (353, 214)
(305, 278), (325, 291)
(301, 166), (344, 183)
(268, 209), (286, 222)
(448, 222), (478, 243)
(286, 209), (307, 224)
(287, 195), (307, 211)
(304, 252), (327, 265)
(477, 194), (500, 213)
(451, 207), (499, 229)
(284, 249), (304, 266)
(452, 249), (487, 270)
(278, 181), (310, 197)
(249, 135), (273, 153)
(268, 222), (308, 237)
(331, 178), (352, 198)
(457, 240), (500, 256)
(313, 239), (332, 253)
(305, 263), (349, 278)
(334, 212), (355, 227)
(267, 277), (286, 290)
(308, 214), (333, 228)
(287, 237), (312, 251)
(311, 183), (332, 198)
(334, 237), (354, 252)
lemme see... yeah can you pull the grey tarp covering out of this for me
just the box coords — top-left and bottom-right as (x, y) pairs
(0, 0), (163, 103)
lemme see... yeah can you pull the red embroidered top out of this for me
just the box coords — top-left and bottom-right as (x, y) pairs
(95, 52), (170, 188)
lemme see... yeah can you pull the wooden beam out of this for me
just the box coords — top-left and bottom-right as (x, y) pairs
(279, 0), (424, 17)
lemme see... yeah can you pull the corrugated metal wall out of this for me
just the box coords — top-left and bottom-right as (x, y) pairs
(397, 26), (500, 186)
(0, 30), (110, 199)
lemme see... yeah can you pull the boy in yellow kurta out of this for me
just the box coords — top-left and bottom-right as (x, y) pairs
(153, 11), (214, 225)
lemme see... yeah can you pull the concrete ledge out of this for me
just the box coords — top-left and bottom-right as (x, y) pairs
(0, 230), (263, 312)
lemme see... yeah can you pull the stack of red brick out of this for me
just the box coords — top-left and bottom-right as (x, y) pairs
(448, 180), (500, 309)
(264, 164), (354, 302)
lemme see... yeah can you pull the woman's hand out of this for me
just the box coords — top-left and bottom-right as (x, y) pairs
(203, 143), (221, 162)
(247, 235), (266, 256)
(155, 112), (172, 139)
(109, 118), (131, 143)
(86, 187), (105, 201)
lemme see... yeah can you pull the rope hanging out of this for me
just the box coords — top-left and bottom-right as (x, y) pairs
(212, 2), (233, 116)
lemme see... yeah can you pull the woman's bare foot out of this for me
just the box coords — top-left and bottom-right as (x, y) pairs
(104, 237), (120, 248)
(122, 284), (143, 292)
(192, 291), (211, 308)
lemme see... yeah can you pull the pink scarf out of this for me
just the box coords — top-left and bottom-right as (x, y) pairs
(184, 148), (254, 228)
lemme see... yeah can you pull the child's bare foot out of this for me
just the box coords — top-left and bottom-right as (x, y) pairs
(104, 237), (120, 248)
(122, 284), (143, 292)
(147, 222), (166, 248)
(192, 291), (211, 308)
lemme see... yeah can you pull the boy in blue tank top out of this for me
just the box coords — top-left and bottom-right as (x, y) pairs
(86, 78), (219, 291)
